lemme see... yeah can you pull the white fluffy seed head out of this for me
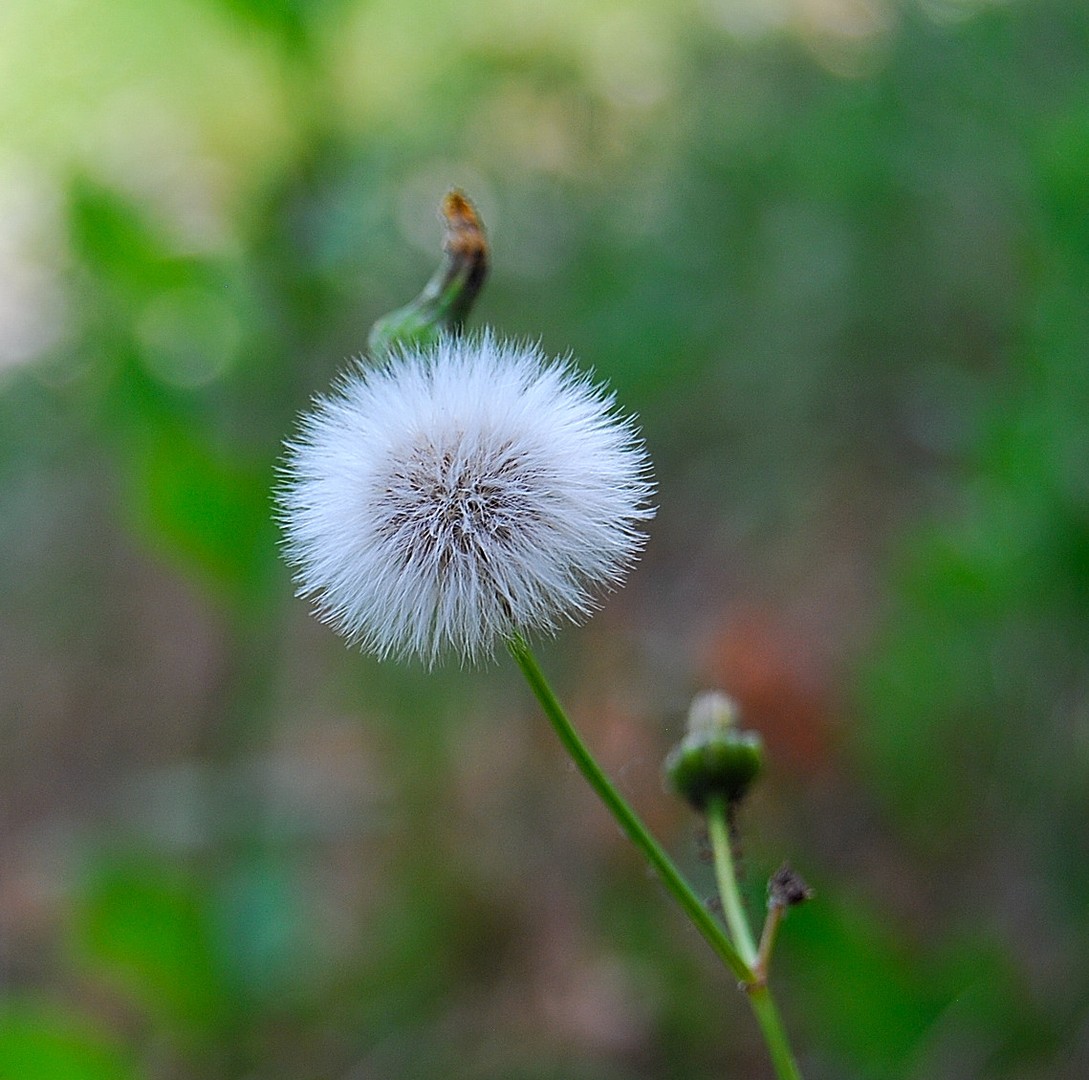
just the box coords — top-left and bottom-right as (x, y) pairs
(277, 331), (655, 665)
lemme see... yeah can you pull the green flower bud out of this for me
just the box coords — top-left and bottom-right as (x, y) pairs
(664, 691), (763, 811)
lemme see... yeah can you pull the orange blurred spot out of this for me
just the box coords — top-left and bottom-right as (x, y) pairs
(700, 605), (834, 770)
(441, 189), (488, 261)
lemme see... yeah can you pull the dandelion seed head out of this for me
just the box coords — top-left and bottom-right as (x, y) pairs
(278, 331), (655, 664)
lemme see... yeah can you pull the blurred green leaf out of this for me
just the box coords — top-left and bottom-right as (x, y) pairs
(69, 179), (190, 304)
(782, 895), (948, 1078)
(0, 1005), (138, 1080)
(122, 417), (278, 605)
(204, 0), (335, 55)
(71, 858), (228, 1042)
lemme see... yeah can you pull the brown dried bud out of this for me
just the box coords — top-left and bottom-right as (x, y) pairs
(768, 863), (813, 910)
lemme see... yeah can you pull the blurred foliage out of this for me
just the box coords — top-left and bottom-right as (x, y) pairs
(72, 858), (229, 1042)
(2, 0), (1089, 1077)
(0, 1005), (137, 1080)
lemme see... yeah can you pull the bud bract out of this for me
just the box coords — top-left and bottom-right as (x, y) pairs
(664, 691), (763, 810)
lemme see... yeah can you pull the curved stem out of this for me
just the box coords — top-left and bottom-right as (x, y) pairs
(507, 634), (752, 985)
(706, 794), (758, 967)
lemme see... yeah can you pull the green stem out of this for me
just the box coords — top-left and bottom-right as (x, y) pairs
(748, 984), (804, 1080)
(507, 634), (752, 985)
(508, 634), (805, 1080)
(706, 794), (759, 967)
(707, 796), (803, 1080)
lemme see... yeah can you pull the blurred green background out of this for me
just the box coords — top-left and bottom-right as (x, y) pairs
(2, 0), (1088, 1077)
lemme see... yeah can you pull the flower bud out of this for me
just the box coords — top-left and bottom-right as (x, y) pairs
(664, 691), (763, 811)
(367, 190), (489, 357)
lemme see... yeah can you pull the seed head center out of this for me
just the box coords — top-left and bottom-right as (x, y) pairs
(382, 439), (532, 559)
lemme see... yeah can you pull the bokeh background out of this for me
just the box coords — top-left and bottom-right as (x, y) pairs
(2, 0), (1088, 1077)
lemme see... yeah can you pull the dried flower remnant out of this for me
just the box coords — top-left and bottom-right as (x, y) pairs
(768, 865), (814, 910)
